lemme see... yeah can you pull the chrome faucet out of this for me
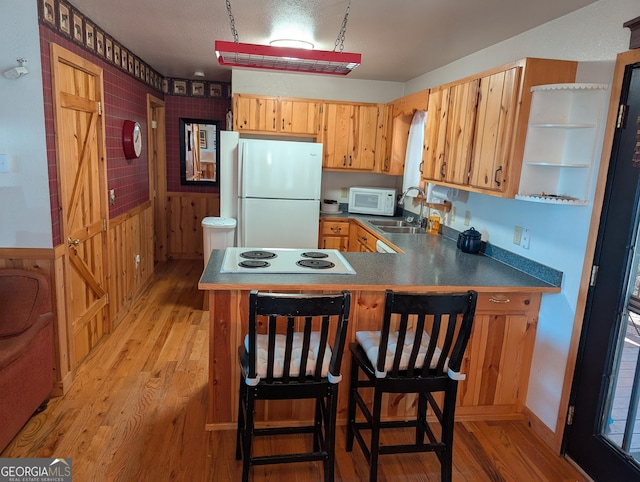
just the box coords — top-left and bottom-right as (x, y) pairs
(399, 186), (426, 227)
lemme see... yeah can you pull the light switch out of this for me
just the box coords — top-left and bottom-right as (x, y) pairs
(0, 154), (9, 173)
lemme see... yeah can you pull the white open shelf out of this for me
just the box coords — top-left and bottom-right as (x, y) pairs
(517, 83), (609, 205)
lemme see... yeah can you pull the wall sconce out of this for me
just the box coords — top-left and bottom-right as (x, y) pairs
(3, 58), (29, 80)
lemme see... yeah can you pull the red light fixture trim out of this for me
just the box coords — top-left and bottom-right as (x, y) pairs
(215, 40), (361, 76)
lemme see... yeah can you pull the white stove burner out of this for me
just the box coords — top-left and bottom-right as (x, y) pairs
(220, 248), (356, 274)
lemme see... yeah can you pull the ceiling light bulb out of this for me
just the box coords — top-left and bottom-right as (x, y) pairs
(269, 39), (314, 50)
(193, 71), (205, 77)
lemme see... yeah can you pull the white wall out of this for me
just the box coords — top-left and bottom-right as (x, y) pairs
(232, 69), (404, 103)
(0, 0), (51, 248)
(404, 0), (637, 431)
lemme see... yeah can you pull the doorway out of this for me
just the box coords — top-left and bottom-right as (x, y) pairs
(146, 94), (167, 263)
(565, 54), (640, 480)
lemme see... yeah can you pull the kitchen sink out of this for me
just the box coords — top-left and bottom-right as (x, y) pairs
(368, 219), (413, 227)
(378, 226), (427, 234)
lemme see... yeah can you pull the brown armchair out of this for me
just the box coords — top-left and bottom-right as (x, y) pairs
(0, 269), (54, 452)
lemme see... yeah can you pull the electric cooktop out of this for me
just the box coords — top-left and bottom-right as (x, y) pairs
(220, 248), (356, 275)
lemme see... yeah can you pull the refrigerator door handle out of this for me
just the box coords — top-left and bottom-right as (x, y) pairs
(238, 139), (248, 197)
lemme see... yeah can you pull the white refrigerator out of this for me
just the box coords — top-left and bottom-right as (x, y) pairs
(234, 138), (323, 248)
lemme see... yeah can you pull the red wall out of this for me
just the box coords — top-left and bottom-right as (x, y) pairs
(165, 96), (231, 193)
(39, 25), (230, 245)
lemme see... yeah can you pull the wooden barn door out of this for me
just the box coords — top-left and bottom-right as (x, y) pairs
(51, 44), (109, 368)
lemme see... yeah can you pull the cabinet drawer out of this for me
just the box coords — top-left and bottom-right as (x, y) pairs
(476, 292), (537, 313)
(354, 225), (378, 252)
(321, 221), (350, 236)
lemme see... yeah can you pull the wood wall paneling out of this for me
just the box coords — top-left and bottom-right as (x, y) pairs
(167, 192), (220, 260)
(108, 201), (155, 327)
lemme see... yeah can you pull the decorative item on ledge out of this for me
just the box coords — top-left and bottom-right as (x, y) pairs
(38, 0), (164, 92)
(163, 78), (231, 99)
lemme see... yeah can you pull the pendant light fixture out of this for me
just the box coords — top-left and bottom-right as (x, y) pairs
(215, 0), (361, 76)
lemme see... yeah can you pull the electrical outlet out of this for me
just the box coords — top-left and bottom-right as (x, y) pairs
(109, 189), (116, 205)
(464, 210), (471, 226)
(521, 228), (531, 249)
(340, 187), (348, 198)
(513, 226), (522, 245)
(450, 206), (456, 222)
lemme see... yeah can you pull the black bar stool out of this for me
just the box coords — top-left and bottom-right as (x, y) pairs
(235, 290), (351, 482)
(346, 289), (477, 482)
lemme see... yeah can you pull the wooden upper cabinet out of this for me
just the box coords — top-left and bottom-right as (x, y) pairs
(322, 102), (380, 171)
(233, 94), (319, 136)
(423, 79), (483, 186)
(234, 94), (277, 132)
(378, 90), (429, 176)
(279, 98), (320, 135)
(469, 67), (520, 192)
(423, 86), (450, 180)
(422, 58), (578, 198)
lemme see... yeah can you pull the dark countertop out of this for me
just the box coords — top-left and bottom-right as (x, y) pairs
(199, 213), (560, 294)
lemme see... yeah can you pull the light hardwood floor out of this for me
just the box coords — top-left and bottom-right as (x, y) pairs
(2, 260), (589, 481)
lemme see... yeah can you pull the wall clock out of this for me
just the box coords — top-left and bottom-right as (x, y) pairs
(122, 120), (142, 159)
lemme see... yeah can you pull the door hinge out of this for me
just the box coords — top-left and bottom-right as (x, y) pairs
(567, 405), (574, 425)
(103, 218), (107, 231)
(616, 104), (627, 129)
(590, 265), (599, 287)
(97, 101), (103, 116)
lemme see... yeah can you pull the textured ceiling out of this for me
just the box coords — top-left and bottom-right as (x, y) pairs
(67, 0), (598, 83)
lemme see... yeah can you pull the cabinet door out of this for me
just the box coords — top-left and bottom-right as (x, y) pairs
(320, 236), (349, 251)
(422, 81), (477, 185)
(469, 67), (521, 192)
(375, 104), (395, 174)
(444, 79), (479, 185)
(322, 103), (353, 168)
(350, 104), (379, 170)
(385, 111), (410, 175)
(457, 292), (538, 412)
(234, 95), (278, 132)
(422, 87), (449, 181)
(279, 99), (319, 135)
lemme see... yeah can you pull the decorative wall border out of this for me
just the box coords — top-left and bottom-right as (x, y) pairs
(38, 0), (231, 98)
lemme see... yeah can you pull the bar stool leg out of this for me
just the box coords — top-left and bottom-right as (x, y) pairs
(346, 354), (358, 452)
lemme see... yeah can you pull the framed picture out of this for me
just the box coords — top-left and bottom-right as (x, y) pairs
(209, 83), (222, 98)
(121, 49), (128, 70)
(113, 44), (120, 66)
(58, 3), (70, 35)
(134, 59), (140, 78)
(96, 31), (104, 56)
(85, 23), (95, 50)
(72, 12), (83, 42)
(42, 0), (55, 25)
(128, 55), (134, 74)
(192, 82), (204, 96)
(105, 38), (113, 61)
(199, 129), (208, 149)
(173, 80), (187, 95)
(162, 79), (169, 94)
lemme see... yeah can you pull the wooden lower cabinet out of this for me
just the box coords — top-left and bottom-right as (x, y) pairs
(350, 223), (379, 252)
(319, 219), (350, 251)
(205, 289), (541, 429)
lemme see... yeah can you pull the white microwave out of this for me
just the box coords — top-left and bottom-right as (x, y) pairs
(348, 187), (397, 216)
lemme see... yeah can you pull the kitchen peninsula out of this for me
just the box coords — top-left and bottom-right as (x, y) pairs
(198, 219), (560, 430)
